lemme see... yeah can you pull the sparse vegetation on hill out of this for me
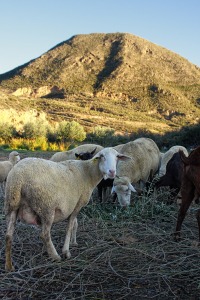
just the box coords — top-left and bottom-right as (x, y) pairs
(0, 32), (200, 145)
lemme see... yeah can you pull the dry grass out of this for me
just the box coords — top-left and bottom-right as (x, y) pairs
(0, 151), (200, 299)
(1, 185), (200, 299)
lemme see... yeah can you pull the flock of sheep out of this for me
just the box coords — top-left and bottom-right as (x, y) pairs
(0, 138), (199, 272)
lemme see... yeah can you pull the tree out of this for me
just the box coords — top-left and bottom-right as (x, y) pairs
(0, 122), (15, 142)
(22, 120), (47, 139)
(56, 121), (86, 144)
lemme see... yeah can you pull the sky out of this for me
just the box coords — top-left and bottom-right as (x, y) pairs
(0, 0), (200, 74)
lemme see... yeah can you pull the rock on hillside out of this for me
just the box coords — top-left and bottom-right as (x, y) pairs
(0, 32), (200, 133)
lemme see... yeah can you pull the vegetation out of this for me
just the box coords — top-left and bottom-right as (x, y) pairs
(1, 172), (200, 299)
(0, 33), (199, 150)
(0, 108), (199, 151)
(0, 33), (199, 143)
(0, 33), (200, 298)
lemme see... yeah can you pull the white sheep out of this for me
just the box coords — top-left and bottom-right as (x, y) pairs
(96, 144), (125, 202)
(159, 145), (188, 176)
(50, 144), (103, 162)
(0, 151), (20, 193)
(111, 138), (161, 207)
(4, 147), (130, 272)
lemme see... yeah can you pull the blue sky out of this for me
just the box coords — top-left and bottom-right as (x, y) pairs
(0, 0), (199, 74)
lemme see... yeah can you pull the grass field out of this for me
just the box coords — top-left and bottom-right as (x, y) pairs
(0, 151), (200, 299)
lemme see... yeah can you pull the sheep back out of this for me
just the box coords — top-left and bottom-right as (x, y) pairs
(50, 144), (103, 162)
(159, 146), (188, 176)
(0, 161), (13, 182)
(116, 138), (161, 183)
(5, 157), (102, 220)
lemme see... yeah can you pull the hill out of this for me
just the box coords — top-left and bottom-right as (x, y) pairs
(0, 32), (200, 134)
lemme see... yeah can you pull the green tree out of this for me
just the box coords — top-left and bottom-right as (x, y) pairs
(0, 122), (15, 142)
(56, 121), (86, 143)
(89, 126), (115, 146)
(22, 120), (47, 139)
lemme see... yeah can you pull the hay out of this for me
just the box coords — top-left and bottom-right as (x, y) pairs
(0, 155), (200, 299)
(1, 194), (200, 300)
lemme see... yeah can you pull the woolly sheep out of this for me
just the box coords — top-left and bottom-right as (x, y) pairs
(50, 144), (103, 162)
(4, 147), (130, 271)
(111, 138), (161, 207)
(158, 145), (188, 176)
(0, 151), (20, 192)
(96, 144), (125, 202)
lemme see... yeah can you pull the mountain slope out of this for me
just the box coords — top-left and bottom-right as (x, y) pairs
(0, 32), (200, 134)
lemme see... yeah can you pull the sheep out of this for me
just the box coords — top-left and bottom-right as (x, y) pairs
(159, 145), (188, 176)
(50, 144), (103, 162)
(96, 144), (125, 202)
(74, 147), (97, 160)
(111, 138), (161, 207)
(4, 147), (131, 272)
(174, 147), (200, 241)
(0, 151), (20, 193)
(155, 152), (184, 198)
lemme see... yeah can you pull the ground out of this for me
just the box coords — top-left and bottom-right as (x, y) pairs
(0, 150), (200, 299)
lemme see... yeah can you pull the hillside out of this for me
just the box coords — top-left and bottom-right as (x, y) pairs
(0, 32), (200, 134)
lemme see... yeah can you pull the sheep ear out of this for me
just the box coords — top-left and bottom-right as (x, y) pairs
(75, 153), (80, 159)
(117, 154), (131, 161)
(128, 183), (137, 193)
(111, 186), (116, 194)
(91, 147), (97, 155)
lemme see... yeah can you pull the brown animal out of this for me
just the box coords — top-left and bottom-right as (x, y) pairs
(155, 152), (184, 201)
(174, 146), (200, 241)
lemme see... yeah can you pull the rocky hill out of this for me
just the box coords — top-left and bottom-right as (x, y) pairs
(0, 32), (200, 134)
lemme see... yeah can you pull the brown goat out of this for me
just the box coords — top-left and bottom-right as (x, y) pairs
(174, 146), (200, 241)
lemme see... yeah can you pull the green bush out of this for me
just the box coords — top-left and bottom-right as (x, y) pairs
(22, 120), (48, 139)
(87, 126), (116, 146)
(56, 120), (86, 144)
(0, 122), (15, 142)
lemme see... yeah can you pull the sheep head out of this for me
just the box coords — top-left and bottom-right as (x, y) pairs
(93, 148), (131, 180)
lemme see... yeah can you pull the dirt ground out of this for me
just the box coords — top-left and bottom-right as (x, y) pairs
(0, 150), (200, 299)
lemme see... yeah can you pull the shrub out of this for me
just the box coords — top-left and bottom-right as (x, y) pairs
(56, 120), (86, 144)
(0, 122), (15, 142)
(22, 120), (48, 139)
(87, 126), (116, 146)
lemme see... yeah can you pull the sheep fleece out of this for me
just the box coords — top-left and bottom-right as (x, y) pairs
(5, 158), (101, 223)
(115, 138), (160, 183)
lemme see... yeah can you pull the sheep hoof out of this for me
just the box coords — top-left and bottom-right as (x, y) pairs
(71, 242), (78, 246)
(173, 232), (181, 242)
(62, 250), (71, 259)
(52, 255), (62, 262)
(5, 263), (15, 272)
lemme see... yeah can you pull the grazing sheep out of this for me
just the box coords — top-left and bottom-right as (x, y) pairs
(159, 146), (188, 176)
(113, 143), (125, 153)
(50, 144), (103, 162)
(155, 152), (184, 197)
(174, 147), (200, 241)
(96, 144), (125, 202)
(4, 147), (130, 272)
(0, 151), (20, 193)
(74, 147), (97, 160)
(111, 138), (161, 207)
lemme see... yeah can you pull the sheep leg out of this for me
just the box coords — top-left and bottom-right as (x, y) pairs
(98, 186), (103, 202)
(102, 187), (107, 202)
(196, 209), (200, 242)
(70, 217), (78, 245)
(5, 211), (17, 272)
(62, 204), (83, 258)
(62, 214), (77, 258)
(174, 180), (195, 240)
(40, 218), (61, 261)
